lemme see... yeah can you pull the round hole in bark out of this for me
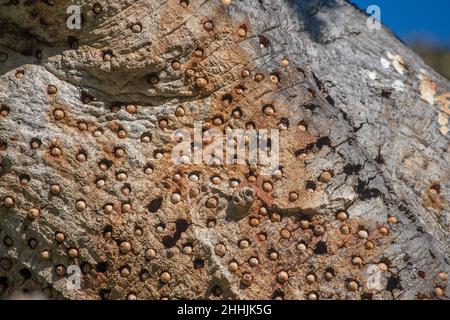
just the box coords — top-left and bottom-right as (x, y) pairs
(102, 49), (113, 62)
(27, 238), (38, 249)
(3, 236), (13, 247)
(0, 140), (7, 151)
(95, 261), (108, 273)
(278, 118), (289, 129)
(212, 285), (222, 296)
(176, 219), (189, 233)
(245, 121), (256, 130)
(103, 225), (113, 234)
(92, 3), (102, 14)
(272, 289), (285, 300)
(19, 268), (32, 280)
(222, 93), (233, 104)
(194, 259), (205, 269)
(67, 36), (79, 49)
(386, 276), (401, 291)
(109, 102), (121, 113)
(259, 35), (270, 48)
(80, 262), (92, 274)
(99, 288), (111, 300)
(361, 292), (373, 300)
(180, 0), (189, 7)
(162, 236), (176, 248)
(0, 276), (8, 293)
(19, 174), (30, 185)
(314, 241), (327, 255)
(306, 180), (317, 191)
(231, 107), (242, 119)
(0, 104), (10, 117)
(316, 136), (331, 149)
(98, 158), (112, 171)
(325, 267), (335, 275)
(30, 138), (42, 149)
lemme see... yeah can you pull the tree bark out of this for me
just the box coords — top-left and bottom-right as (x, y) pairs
(0, 0), (449, 300)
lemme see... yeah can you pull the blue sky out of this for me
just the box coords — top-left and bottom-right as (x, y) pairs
(351, 0), (450, 45)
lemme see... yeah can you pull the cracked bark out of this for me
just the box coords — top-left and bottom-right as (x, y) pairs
(0, 0), (449, 300)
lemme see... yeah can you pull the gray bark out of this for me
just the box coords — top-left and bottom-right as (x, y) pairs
(0, 0), (449, 300)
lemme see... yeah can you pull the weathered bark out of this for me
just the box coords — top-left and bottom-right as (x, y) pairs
(0, 0), (449, 300)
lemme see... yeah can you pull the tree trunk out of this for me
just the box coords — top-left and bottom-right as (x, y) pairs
(0, 0), (449, 300)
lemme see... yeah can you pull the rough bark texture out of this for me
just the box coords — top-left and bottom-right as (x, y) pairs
(0, 0), (449, 300)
